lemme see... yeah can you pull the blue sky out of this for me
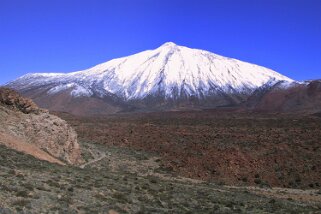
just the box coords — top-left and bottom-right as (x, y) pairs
(0, 0), (320, 85)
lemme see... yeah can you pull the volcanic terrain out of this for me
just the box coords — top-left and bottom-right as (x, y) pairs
(1, 43), (321, 213)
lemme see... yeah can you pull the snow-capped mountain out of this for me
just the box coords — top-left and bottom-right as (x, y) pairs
(6, 42), (294, 114)
(7, 42), (292, 98)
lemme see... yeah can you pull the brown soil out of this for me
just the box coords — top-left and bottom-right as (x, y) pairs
(56, 110), (321, 188)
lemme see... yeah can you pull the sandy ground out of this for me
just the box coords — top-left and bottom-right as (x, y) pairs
(0, 132), (64, 165)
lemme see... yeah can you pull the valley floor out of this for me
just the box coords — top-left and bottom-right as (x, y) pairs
(57, 110), (321, 189)
(0, 142), (320, 213)
(1, 110), (321, 213)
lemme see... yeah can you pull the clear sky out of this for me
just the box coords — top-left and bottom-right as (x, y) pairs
(0, 0), (320, 85)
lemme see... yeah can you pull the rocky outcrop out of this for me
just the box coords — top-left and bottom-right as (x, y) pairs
(0, 87), (41, 114)
(0, 88), (82, 165)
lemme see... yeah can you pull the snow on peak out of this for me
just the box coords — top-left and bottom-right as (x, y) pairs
(7, 42), (294, 99)
(159, 42), (178, 49)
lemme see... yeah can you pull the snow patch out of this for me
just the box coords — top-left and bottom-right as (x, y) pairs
(70, 85), (93, 97)
(48, 83), (76, 94)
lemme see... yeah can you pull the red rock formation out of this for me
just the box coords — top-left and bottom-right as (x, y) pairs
(0, 87), (82, 165)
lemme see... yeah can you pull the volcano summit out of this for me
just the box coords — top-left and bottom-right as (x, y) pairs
(6, 42), (293, 114)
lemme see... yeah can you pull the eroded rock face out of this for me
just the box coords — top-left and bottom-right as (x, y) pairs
(0, 88), (82, 165)
(0, 88), (41, 114)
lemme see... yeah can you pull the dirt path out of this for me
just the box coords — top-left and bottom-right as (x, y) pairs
(79, 153), (107, 169)
(227, 186), (321, 204)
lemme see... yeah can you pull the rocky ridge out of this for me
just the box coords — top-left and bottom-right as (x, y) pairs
(0, 88), (82, 165)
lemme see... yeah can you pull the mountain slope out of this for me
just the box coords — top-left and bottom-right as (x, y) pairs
(246, 79), (321, 113)
(6, 42), (293, 114)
